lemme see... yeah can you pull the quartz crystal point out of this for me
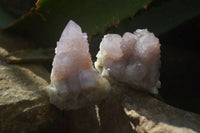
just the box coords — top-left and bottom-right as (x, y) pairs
(49, 20), (110, 110)
(95, 29), (161, 94)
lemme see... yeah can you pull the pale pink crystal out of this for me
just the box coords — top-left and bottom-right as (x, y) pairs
(95, 29), (161, 94)
(49, 20), (110, 110)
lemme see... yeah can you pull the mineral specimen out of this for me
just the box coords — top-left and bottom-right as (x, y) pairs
(95, 29), (161, 94)
(48, 20), (110, 110)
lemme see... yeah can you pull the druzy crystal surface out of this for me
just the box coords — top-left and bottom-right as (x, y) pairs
(95, 29), (161, 94)
(49, 20), (110, 110)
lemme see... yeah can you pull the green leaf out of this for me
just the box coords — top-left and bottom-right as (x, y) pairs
(0, 3), (16, 27)
(6, 48), (54, 63)
(4, 0), (151, 46)
(104, 0), (200, 36)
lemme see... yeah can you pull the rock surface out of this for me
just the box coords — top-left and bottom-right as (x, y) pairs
(122, 89), (200, 133)
(0, 34), (68, 133)
(0, 47), (54, 132)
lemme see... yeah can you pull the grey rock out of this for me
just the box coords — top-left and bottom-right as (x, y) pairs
(0, 46), (65, 132)
(122, 89), (200, 133)
(92, 88), (200, 133)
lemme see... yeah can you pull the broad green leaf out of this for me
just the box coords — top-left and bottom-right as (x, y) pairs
(4, 0), (151, 46)
(104, 0), (200, 36)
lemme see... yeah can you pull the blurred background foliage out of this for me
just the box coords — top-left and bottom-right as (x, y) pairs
(0, 0), (199, 114)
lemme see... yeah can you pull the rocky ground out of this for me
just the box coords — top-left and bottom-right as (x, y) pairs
(0, 32), (200, 133)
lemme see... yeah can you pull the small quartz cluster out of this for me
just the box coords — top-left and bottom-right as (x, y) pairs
(49, 20), (161, 110)
(95, 29), (161, 94)
(49, 20), (110, 110)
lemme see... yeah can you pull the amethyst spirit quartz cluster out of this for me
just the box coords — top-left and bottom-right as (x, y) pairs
(48, 20), (161, 110)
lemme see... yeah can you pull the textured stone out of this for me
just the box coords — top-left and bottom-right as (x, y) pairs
(122, 89), (200, 133)
(0, 36), (68, 133)
(95, 29), (161, 94)
(0, 49), (54, 132)
(93, 87), (200, 133)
